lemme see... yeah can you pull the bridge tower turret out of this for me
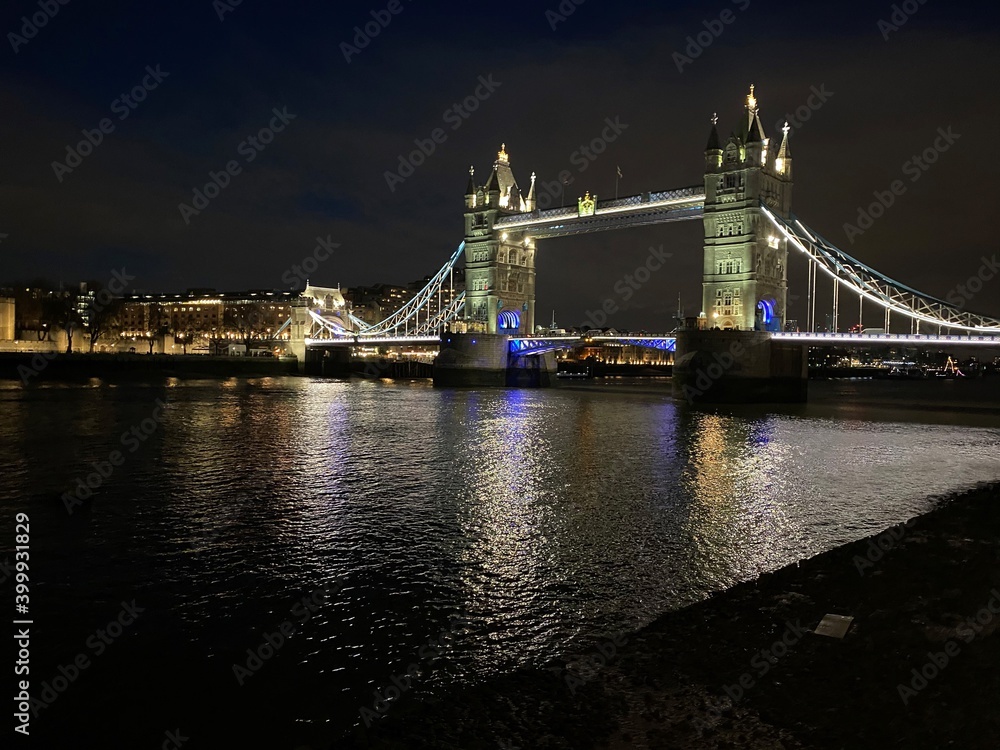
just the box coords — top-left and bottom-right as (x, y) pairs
(464, 165), (477, 209)
(702, 84), (793, 332)
(705, 113), (723, 170)
(462, 144), (536, 334)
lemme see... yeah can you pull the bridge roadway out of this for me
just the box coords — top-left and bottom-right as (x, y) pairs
(771, 332), (1000, 346)
(492, 187), (705, 238)
(304, 332), (1000, 354)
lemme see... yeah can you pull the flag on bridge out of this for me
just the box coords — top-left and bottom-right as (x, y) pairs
(617, 166), (623, 178)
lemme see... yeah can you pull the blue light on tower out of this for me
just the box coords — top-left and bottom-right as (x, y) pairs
(757, 299), (775, 326)
(757, 298), (781, 332)
(498, 310), (520, 330)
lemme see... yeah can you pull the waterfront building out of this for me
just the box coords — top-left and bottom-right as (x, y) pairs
(118, 289), (299, 352)
(0, 297), (13, 341)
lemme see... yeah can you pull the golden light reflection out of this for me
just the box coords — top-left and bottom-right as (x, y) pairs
(453, 389), (562, 673)
(681, 413), (792, 584)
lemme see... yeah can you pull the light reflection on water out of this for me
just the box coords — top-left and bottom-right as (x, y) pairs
(2, 377), (999, 745)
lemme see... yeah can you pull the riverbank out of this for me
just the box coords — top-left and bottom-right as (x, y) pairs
(345, 481), (1000, 749)
(0, 351), (297, 380)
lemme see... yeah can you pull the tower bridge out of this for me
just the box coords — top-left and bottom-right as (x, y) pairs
(289, 84), (1000, 397)
(491, 186), (705, 238)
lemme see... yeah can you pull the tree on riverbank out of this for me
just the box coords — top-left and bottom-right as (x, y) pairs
(223, 302), (268, 351)
(87, 296), (123, 352)
(145, 305), (168, 354)
(42, 292), (81, 354)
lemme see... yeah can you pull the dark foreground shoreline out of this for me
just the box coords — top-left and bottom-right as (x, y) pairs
(344, 482), (1000, 749)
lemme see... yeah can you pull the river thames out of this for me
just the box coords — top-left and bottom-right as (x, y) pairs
(3, 377), (999, 747)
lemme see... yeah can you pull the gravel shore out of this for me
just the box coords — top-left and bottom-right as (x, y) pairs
(346, 482), (1000, 749)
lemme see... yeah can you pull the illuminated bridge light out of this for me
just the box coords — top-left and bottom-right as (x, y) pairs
(509, 336), (677, 355)
(772, 332), (1000, 346)
(498, 310), (520, 330)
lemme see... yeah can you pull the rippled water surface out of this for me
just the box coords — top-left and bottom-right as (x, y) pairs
(3, 377), (999, 747)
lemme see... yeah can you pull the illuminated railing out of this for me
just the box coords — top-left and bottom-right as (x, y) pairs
(306, 335), (440, 346)
(509, 335), (678, 355)
(355, 242), (466, 337)
(773, 332), (1000, 346)
(762, 206), (1000, 334)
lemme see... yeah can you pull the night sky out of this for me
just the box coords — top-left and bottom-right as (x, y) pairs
(1, 0), (998, 329)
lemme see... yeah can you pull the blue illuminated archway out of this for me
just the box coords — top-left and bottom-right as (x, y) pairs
(498, 310), (520, 331)
(756, 298), (781, 332)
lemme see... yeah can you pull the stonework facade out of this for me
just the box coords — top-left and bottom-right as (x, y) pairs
(463, 145), (537, 334)
(702, 85), (793, 331)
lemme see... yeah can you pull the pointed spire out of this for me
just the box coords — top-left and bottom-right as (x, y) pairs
(735, 83), (766, 143)
(465, 165), (476, 196)
(488, 142), (522, 209)
(774, 121), (792, 177)
(743, 83), (766, 143)
(484, 164), (499, 193)
(524, 171), (537, 211)
(706, 112), (721, 151)
(777, 121), (791, 159)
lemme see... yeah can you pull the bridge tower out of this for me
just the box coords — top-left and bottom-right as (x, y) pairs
(462, 144), (537, 335)
(702, 85), (793, 331)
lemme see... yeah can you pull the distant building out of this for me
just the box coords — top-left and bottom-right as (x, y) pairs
(119, 289), (298, 351)
(406, 268), (465, 320)
(75, 283), (95, 327)
(302, 284), (347, 312)
(343, 284), (410, 325)
(0, 297), (13, 341)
